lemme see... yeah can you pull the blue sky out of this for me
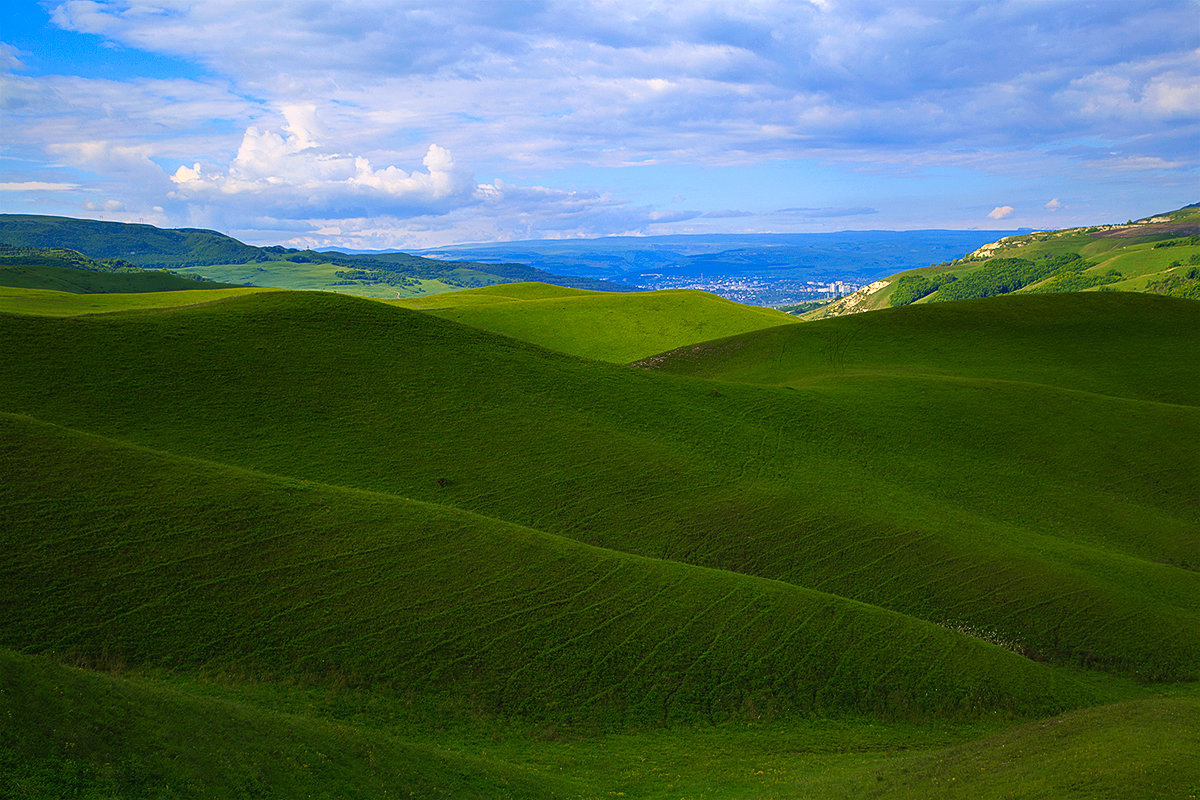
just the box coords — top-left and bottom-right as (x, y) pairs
(1, 0), (1197, 248)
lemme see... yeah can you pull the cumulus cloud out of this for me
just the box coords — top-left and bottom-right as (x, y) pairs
(170, 109), (477, 218)
(988, 206), (1015, 220)
(1045, 198), (1063, 211)
(8, 1), (1198, 241)
(43, 0), (1200, 168)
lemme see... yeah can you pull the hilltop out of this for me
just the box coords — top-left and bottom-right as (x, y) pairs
(394, 282), (797, 362)
(804, 203), (1200, 319)
(0, 244), (242, 294)
(0, 214), (631, 299)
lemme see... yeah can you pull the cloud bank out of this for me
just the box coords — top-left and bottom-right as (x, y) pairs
(2, 0), (1195, 245)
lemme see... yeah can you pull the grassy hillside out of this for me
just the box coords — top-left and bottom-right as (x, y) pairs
(0, 285), (271, 316)
(0, 214), (264, 267)
(1, 291), (1196, 685)
(0, 647), (566, 800)
(0, 263), (241, 294)
(805, 203), (1200, 318)
(395, 283), (797, 362)
(823, 695), (1200, 799)
(0, 214), (633, 297)
(10, 644), (1192, 800)
(170, 258), (464, 298)
(2, 411), (1086, 726)
(0, 243), (244, 293)
(2, 285), (1196, 795)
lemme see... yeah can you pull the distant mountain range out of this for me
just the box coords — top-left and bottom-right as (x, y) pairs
(411, 230), (1025, 284)
(0, 214), (632, 297)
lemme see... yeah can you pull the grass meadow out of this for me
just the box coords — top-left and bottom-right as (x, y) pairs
(1, 285), (1197, 797)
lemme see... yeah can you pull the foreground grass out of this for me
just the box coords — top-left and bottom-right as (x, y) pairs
(1, 291), (1196, 686)
(0, 648), (565, 800)
(2, 287), (1197, 795)
(5, 647), (1195, 799)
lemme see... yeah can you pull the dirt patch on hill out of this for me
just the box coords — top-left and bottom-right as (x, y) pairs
(632, 338), (748, 369)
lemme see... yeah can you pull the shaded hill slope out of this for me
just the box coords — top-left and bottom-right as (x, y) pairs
(0, 647), (566, 800)
(1, 412), (1086, 727)
(395, 283), (796, 362)
(1, 291), (1196, 684)
(828, 695), (1200, 800)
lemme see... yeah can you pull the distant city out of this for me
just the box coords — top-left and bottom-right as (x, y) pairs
(631, 274), (863, 307)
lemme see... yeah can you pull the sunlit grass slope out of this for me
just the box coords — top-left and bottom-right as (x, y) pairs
(821, 695), (1200, 800)
(0, 412), (1086, 725)
(0, 647), (566, 800)
(394, 281), (594, 308)
(395, 283), (796, 362)
(805, 204), (1200, 317)
(173, 259), (462, 298)
(0, 291), (1196, 687)
(0, 285), (272, 316)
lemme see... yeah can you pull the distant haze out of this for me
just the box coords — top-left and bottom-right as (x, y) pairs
(411, 230), (1020, 284)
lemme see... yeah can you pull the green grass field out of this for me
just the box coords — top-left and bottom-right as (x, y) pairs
(0, 285), (272, 316)
(172, 259), (463, 298)
(395, 283), (797, 362)
(1, 285), (1197, 796)
(0, 262), (243, 294)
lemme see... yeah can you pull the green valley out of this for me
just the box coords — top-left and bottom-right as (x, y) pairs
(1, 211), (1198, 798)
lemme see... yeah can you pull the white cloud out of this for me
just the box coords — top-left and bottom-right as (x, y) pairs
(169, 112), (478, 218)
(988, 205), (1014, 220)
(7, 1), (1197, 242)
(0, 43), (24, 72)
(1044, 198), (1063, 211)
(0, 181), (79, 191)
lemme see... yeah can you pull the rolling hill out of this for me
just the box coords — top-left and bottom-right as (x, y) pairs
(1, 259), (1197, 794)
(394, 282), (798, 362)
(805, 203), (1200, 319)
(0, 214), (632, 298)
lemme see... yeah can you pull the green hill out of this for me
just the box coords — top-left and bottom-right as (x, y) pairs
(0, 647), (567, 800)
(1, 286), (1197, 795)
(0, 244), (243, 293)
(0, 285), (272, 316)
(805, 203), (1200, 318)
(2, 411), (1084, 726)
(396, 283), (797, 362)
(1, 291), (1196, 683)
(0, 214), (632, 298)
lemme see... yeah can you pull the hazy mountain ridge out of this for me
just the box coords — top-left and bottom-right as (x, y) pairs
(0, 214), (633, 296)
(414, 229), (1023, 285)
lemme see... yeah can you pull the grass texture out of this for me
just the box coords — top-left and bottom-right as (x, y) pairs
(1, 286), (1197, 796)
